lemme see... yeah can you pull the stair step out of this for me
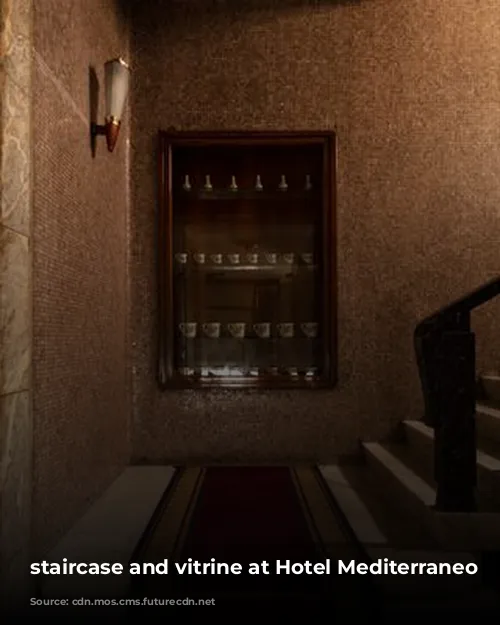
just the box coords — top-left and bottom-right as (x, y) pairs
(402, 419), (500, 511)
(363, 442), (500, 550)
(476, 402), (500, 447)
(397, 420), (435, 484)
(404, 419), (500, 469)
(480, 374), (500, 403)
(318, 465), (482, 599)
(363, 441), (435, 508)
(318, 464), (387, 548)
(319, 462), (445, 549)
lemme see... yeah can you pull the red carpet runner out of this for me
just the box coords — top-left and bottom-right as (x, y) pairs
(175, 466), (327, 601)
(136, 466), (372, 608)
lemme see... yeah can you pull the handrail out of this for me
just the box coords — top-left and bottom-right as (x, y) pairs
(415, 276), (500, 336)
(414, 275), (500, 512)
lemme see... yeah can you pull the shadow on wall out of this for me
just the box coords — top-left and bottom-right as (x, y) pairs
(118, 0), (367, 35)
(117, 0), (364, 10)
(88, 66), (99, 159)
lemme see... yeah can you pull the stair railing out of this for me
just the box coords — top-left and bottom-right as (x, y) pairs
(414, 276), (500, 512)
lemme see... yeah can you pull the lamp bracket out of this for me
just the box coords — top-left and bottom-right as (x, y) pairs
(91, 123), (107, 137)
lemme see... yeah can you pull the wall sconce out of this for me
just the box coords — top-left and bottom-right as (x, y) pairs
(91, 58), (130, 153)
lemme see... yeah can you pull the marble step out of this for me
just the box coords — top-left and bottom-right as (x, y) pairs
(362, 442), (500, 550)
(318, 464), (483, 599)
(401, 420), (500, 510)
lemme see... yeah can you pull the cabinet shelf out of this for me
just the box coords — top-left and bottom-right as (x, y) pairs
(174, 264), (318, 278)
(165, 375), (329, 390)
(177, 189), (321, 202)
(158, 130), (337, 390)
(175, 336), (321, 342)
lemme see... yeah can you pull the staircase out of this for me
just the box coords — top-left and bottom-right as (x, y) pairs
(362, 373), (500, 548)
(477, 374), (500, 458)
(319, 373), (500, 614)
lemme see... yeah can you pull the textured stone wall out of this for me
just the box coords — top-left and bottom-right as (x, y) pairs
(0, 0), (33, 606)
(130, 0), (500, 463)
(31, 0), (131, 555)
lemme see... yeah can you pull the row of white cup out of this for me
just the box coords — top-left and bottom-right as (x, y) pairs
(179, 322), (318, 339)
(178, 366), (319, 378)
(175, 252), (314, 265)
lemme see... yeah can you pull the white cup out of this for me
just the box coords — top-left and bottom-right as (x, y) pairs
(227, 253), (240, 264)
(277, 323), (294, 338)
(301, 253), (313, 265)
(253, 322), (271, 338)
(282, 253), (295, 265)
(179, 322), (197, 338)
(265, 252), (277, 264)
(300, 322), (318, 338)
(246, 252), (259, 264)
(202, 322), (221, 338)
(175, 252), (188, 264)
(287, 367), (299, 378)
(193, 253), (205, 264)
(227, 322), (246, 338)
(210, 253), (223, 264)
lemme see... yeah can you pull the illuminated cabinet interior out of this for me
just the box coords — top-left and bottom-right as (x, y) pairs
(157, 130), (337, 389)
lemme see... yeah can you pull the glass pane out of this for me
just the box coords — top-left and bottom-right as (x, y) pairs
(171, 143), (325, 385)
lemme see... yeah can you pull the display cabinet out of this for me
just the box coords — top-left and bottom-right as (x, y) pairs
(157, 130), (337, 389)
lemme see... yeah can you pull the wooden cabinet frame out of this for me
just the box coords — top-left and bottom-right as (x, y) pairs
(157, 129), (337, 389)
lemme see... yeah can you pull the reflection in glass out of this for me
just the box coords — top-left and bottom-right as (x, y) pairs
(171, 143), (324, 383)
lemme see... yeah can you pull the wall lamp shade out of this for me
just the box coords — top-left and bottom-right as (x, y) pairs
(92, 58), (130, 153)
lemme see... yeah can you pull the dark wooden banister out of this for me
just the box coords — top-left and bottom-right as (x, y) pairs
(414, 276), (500, 512)
(415, 276), (500, 335)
